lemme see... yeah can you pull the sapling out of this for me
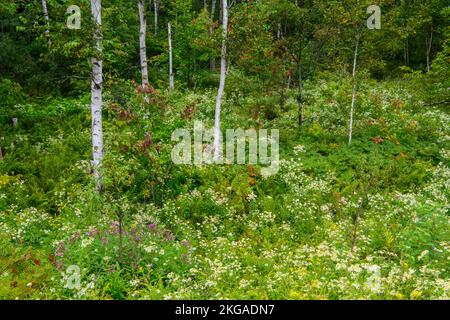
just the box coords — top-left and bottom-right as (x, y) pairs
(90, 0), (104, 190)
(213, 0), (228, 161)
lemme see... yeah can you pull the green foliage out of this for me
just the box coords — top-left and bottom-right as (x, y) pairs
(0, 0), (448, 301)
(1, 74), (449, 299)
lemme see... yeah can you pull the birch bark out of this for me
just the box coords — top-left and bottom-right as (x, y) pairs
(168, 22), (174, 90)
(213, 0), (228, 161)
(153, 0), (158, 36)
(348, 33), (360, 144)
(90, 0), (104, 189)
(138, 0), (149, 87)
(41, 0), (50, 46)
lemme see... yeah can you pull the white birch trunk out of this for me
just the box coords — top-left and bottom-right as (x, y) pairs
(90, 0), (104, 189)
(348, 34), (360, 145)
(213, 0), (228, 161)
(168, 22), (174, 90)
(41, 0), (50, 46)
(153, 0), (158, 36)
(138, 0), (149, 87)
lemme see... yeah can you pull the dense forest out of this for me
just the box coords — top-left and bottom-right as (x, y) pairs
(0, 0), (449, 300)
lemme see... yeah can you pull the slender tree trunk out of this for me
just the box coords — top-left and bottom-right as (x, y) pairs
(41, 0), (50, 46)
(219, 0), (222, 24)
(297, 49), (303, 129)
(350, 184), (369, 254)
(426, 23), (433, 73)
(213, 0), (228, 161)
(168, 22), (174, 90)
(403, 38), (409, 67)
(406, 38), (409, 66)
(138, 0), (149, 87)
(153, 0), (158, 36)
(118, 208), (124, 264)
(211, 0), (216, 18)
(193, 50), (197, 89)
(286, 54), (294, 89)
(90, 0), (104, 190)
(209, 0), (217, 71)
(404, 40), (407, 66)
(0, 146), (3, 161)
(279, 79), (286, 109)
(348, 33), (360, 145)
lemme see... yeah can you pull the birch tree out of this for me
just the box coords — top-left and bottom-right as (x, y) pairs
(292, 4), (311, 129)
(348, 32), (360, 144)
(213, 0), (228, 161)
(138, 0), (149, 87)
(168, 22), (174, 90)
(41, 0), (50, 46)
(153, 0), (158, 36)
(318, 0), (372, 144)
(426, 21), (433, 73)
(347, 2), (380, 143)
(90, 0), (104, 189)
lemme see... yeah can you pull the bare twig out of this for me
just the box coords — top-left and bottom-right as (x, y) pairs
(118, 208), (124, 264)
(351, 183), (369, 254)
(422, 100), (450, 107)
